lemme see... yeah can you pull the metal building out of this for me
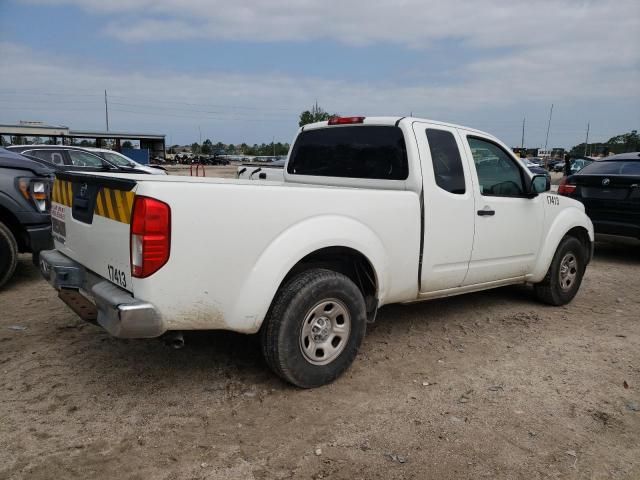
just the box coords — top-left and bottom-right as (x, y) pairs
(0, 121), (166, 161)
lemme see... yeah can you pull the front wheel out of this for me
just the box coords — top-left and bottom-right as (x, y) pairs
(0, 221), (18, 290)
(534, 236), (586, 306)
(260, 268), (367, 388)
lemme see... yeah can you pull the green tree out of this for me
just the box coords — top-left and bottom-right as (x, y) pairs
(191, 142), (201, 154)
(201, 139), (213, 154)
(298, 102), (338, 127)
(122, 140), (133, 149)
(570, 130), (639, 156)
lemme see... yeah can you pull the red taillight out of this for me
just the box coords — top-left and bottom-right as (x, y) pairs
(557, 177), (576, 196)
(327, 116), (365, 125)
(130, 196), (171, 278)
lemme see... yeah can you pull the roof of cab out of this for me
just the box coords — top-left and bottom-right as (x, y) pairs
(301, 116), (497, 140)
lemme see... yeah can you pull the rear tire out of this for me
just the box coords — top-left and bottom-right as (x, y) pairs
(260, 268), (367, 388)
(534, 236), (586, 306)
(0, 221), (18, 290)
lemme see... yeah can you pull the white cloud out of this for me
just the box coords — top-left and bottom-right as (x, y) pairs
(1, 0), (639, 145)
(23, 0), (640, 53)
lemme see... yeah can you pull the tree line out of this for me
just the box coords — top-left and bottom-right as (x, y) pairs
(570, 130), (638, 156)
(169, 140), (290, 157)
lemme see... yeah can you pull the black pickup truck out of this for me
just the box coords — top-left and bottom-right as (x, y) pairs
(0, 148), (54, 288)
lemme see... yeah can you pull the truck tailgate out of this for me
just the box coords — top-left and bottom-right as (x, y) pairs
(51, 172), (136, 292)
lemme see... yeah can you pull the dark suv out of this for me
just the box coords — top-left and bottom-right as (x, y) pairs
(0, 148), (54, 288)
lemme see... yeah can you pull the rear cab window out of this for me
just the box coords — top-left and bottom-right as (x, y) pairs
(287, 126), (408, 180)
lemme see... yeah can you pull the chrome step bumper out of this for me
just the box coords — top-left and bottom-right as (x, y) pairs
(39, 250), (165, 338)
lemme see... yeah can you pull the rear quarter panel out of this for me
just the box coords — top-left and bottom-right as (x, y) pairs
(132, 181), (421, 333)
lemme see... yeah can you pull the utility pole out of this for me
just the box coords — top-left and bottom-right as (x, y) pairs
(104, 90), (110, 131)
(272, 136), (275, 156)
(544, 103), (554, 151)
(198, 126), (202, 145)
(521, 117), (526, 150)
(584, 122), (590, 156)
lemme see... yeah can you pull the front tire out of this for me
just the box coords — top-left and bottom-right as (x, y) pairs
(0, 221), (18, 290)
(260, 268), (367, 388)
(534, 236), (586, 306)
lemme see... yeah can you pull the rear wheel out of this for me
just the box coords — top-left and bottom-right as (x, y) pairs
(260, 268), (367, 388)
(534, 236), (586, 306)
(0, 221), (18, 290)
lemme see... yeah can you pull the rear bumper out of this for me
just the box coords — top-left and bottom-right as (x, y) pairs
(39, 249), (165, 338)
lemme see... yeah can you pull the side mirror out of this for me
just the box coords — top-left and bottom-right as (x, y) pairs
(530, 174), (550, 195)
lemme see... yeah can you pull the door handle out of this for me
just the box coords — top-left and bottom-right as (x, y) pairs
(477, 207), (495, 216)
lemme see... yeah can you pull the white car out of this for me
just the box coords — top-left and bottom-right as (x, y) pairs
(39, 116), (594, 388)
(85, 148), (167, 175)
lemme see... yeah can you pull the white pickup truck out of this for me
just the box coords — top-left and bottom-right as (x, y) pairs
(40, 116), (594, 388)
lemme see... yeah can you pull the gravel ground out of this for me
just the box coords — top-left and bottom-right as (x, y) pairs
(0, 169), (638, 479)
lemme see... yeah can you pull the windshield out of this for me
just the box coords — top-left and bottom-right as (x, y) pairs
(579, 160), (640, 176)
(101, 151), (135, 167)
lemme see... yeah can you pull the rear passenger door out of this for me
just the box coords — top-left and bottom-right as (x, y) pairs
(413, 122), (475, 292)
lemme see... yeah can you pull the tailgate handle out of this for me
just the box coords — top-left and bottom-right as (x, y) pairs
(74, 197), (89, 209)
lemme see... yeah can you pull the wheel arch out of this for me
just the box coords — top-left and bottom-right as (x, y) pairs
(529, 207), (594, 283)
(0, 203), (25, 251)
(230, 215), (389, 333)
(278, 246), (379, 322)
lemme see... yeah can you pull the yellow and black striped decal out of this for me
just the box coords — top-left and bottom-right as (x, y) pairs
(52, 179), (135, 224)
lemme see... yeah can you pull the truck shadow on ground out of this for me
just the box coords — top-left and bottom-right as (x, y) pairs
(64, 281), (540, 394)
(592, 235), (640, 264)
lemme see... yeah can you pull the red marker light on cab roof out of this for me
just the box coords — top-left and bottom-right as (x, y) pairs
(327, 116), (366, 125)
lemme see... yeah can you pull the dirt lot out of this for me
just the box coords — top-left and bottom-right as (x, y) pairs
(1, 175), (639, 479)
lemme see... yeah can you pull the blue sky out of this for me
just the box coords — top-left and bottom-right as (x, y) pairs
(0, 0), (638, 147)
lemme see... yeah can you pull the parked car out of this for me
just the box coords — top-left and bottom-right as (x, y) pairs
(570, 157), (594, 175)
(520, 157), (551, 180)
(38, 116), (593, 388)
(6, 145), (156, 175)
(558, 152), (640, 240)
(547, 159), (564, 171)
(84, 148), (167, 175)
(0, 148), (53, 288)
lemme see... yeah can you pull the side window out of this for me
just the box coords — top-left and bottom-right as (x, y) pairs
(467, 137), (525, 197)
(25, 150), (63, 165)
(67, 150), (104, 167)
(426, 129), (465, 194)
(51, 152), (64, 165)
